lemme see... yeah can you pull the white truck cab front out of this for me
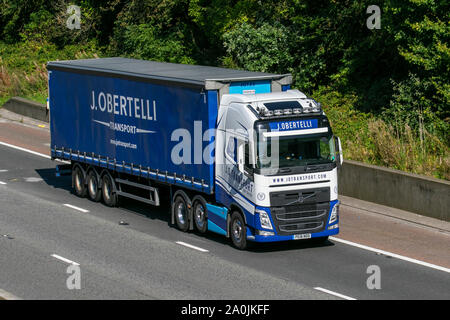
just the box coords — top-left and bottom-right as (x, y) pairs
(215, 89), (342, 245)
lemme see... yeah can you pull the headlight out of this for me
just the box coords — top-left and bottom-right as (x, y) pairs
(256, 210), (273, 230)
(329, 204), (339, 224)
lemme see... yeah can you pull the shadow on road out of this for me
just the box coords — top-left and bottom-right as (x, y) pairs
(35, 168), (72, 192)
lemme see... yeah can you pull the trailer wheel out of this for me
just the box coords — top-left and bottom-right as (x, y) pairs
(101, 173), (118, 207)
(87, 170), (101, 202)
(193, 199), (207, 234)
(73, 166), (86, 198)
(230, 211), (247, 250)
(174, 195), (189, 232)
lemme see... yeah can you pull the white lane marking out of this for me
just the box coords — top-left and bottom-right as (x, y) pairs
(314, 287), (356, 300)
(0, 140), (51, 159)
(51, 254), (80, 266)
(63, 203), (89, 213)
(0, 288), (22, 300)
(0, 169), (8, 172)
(176, 241), (209, 253)
(0, 181), (6, 185)
(0, 141), (69, 163)
(24, 177), (44, 182)
(330, 236), (450, 274)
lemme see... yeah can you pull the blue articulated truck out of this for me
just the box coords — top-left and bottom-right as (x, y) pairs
(47, 57), (343, 249)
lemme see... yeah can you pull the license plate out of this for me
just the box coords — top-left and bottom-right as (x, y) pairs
(294, 233), (311, 240)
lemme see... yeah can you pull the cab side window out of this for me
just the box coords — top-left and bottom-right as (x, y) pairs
(226, 136), (237, 163)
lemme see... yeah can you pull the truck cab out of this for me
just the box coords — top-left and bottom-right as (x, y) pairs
(214, 89), (342, 248)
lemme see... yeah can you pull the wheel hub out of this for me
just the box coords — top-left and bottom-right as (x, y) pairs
(195, 206), (205, 228)
(177, 202), (186, 225)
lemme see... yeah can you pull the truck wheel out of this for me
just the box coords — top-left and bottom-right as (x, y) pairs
(174, 196), (189, 232)
(230, 211), (247, 250)
(101, 174), (118, 207)
(87, 170), (101, 202)
(73, 166), (86, 198)
(193, 200), (207, 234)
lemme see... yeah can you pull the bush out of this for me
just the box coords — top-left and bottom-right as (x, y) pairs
(383, 73), (449, 146)
(368, 120), (449, 179)
(118, 24), (194, 64)
(222, 22), (294, 73)
(312, 85), (449, 180)
(0, 40), (100, 104)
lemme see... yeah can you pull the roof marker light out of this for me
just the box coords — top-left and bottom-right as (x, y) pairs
(273, 109), (283, 116)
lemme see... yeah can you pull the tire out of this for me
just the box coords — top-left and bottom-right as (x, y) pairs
(101, 173), (118, 207)
(73, 166), (86, 198)
(230, 211), (247, 250)
(87, 170), (101, 202)
(193, 199), (207, 234)
(173, 195), (189, 232)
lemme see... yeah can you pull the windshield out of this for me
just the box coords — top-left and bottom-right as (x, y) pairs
(256, 133), (336, 171)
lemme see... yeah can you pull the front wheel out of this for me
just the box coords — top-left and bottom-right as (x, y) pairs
(230, 212), (247, 250)
(193, 200), (207, 234)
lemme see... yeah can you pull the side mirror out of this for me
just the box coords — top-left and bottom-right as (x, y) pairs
(335, 136), (343, 168)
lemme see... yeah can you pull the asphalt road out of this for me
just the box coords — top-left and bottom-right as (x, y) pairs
(0, 121), (449, 300)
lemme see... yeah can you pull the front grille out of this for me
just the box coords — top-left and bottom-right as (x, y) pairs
(279, 222), (323, 233)
(271, 202), (329, 235)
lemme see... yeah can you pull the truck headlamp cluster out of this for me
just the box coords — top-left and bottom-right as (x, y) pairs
(256, 210), (273, 230)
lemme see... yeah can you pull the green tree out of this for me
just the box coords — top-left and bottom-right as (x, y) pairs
(223, 22), (294, 73)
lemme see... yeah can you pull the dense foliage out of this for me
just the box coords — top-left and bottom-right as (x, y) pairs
(0, 0), (448, 178)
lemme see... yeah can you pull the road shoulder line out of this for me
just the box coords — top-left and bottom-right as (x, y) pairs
(314, 287), (356, 300)
(330, 236), (450, 273)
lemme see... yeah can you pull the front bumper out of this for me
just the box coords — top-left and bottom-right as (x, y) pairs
(247, 200), (340, 243)
(248, 225), (339, 242)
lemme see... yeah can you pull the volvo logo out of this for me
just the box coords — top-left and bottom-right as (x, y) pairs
(286, 192), (315, 205)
